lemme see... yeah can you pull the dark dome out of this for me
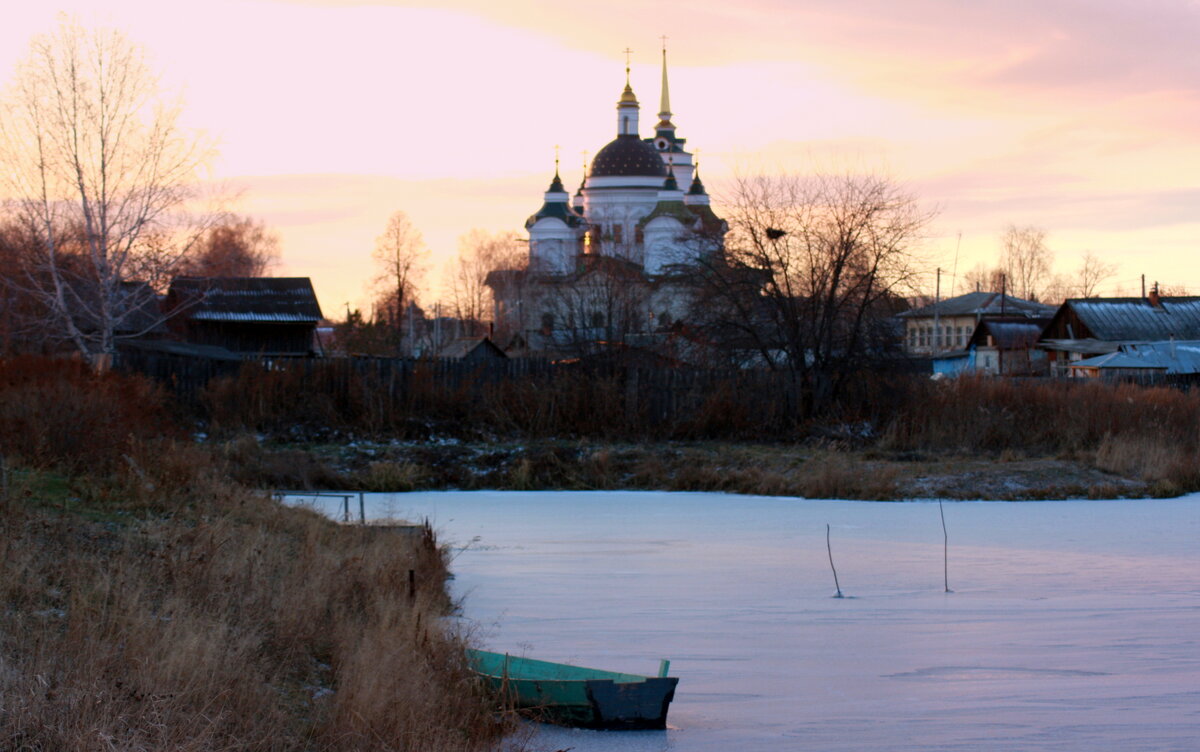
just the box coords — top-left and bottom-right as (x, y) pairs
(590, 135), (668, 178)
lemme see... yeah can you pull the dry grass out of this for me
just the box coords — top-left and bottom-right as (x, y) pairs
(884, 376), (1200, 494)
(0, 459), (508, 751)
(0, 359), (511, 751)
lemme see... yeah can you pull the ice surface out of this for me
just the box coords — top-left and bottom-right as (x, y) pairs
(288, 491), (1200, 751)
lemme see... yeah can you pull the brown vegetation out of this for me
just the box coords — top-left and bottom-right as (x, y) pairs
(188, 361), (1200, 499)
(0, 359), (509, 751)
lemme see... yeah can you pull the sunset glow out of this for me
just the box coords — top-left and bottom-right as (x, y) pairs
(4, 0), (1198, 314)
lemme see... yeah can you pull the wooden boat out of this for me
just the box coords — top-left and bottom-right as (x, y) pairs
(466, 648), (678, 730)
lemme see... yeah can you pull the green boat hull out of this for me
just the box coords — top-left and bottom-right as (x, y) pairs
(466, 649), (678, 730)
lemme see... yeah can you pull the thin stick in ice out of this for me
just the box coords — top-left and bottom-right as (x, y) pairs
(827, 523), (844, 598)
(940, 499), (953, 593)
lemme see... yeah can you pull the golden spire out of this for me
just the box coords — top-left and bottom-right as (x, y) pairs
(619, 47), (637, 104)
(658, 36), (672, 121)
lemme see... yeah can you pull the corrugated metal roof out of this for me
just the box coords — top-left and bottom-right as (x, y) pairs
(1069, 340), (1200, 374)
(973, 320), (1045, 349)
(1039, 338), (1122, 355)
(1066, 297), (1200, 341)
(167, 276), (323, 322)
(899, 291), (1054, 319)
(1070, 351), (1163, 370)
(191, 311), (320, 323)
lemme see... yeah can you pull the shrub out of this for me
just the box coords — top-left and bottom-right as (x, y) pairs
(0, 356), (174, 474)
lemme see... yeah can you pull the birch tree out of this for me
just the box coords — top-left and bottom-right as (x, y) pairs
(999, 224), (1052, 301)
(372, 210), (427, 354)
(444, 229), (524, 335)
(0, 19), (214, 362)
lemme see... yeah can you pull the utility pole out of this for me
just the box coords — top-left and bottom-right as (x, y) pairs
(999, 274), (1006, 375)
(934, 267), (942, 352)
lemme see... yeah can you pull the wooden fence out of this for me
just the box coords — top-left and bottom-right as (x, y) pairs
(113, 350), (1200, 438)
(114, 351), (817, 436)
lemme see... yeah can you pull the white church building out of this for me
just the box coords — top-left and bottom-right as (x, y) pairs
(487, 49), (727, 354)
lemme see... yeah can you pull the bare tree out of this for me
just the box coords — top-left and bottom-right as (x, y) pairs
(444, 229), (524, 336)
(1039, 273), (1075, 306)
(372, 210), (427, 355)
(1076, 251), (1117, 298)
(0, 19), (215, 362)
(999, 225), (1052, 301)
(691, 172), (933, 411)
(177, 215), (280, 278)
(961, 262), (1005, 294)
(544, 256), (647, 356)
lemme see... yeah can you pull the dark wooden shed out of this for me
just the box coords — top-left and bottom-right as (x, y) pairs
(164, 277), (323, 356)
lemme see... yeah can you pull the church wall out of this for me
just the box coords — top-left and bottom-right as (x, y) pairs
(581, 187), (660, 265)
(643, 216), (691, 275)
(528, 218), (577, 274)
(655, 152), (694, 193)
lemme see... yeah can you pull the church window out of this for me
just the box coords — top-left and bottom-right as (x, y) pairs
(612, 225), (623, 243)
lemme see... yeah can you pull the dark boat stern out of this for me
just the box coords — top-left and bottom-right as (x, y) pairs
(583, 677), (679, 730)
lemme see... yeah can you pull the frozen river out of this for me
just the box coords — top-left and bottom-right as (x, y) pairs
(291, 491), (1200, 751)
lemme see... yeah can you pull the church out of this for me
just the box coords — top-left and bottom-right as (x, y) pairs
(487, 48), (727, 355)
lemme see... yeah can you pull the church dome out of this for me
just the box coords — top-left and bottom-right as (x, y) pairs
(590, 135), (668, 178)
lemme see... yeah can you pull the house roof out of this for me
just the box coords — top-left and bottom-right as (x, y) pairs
(1058, 297), (1200, 341)
(1069, 340), (1200, 374)
(168, 277), (323, 323)
(969, 319), (1048, 349)
(1069, 351), (1164, 371)
(1039, 338), (1122, 355)
(438, 336), (506, 359)
(898, 291), (1054, 320)
(118, 338), (243, 361)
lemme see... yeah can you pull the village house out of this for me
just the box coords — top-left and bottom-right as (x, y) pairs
(1066, 341), (1200, 379)
(163, 277), (323, 357)
(931, 317), (1051, 376)
(1037, 291), (1200, 376)
(897, 291), (1054, 357)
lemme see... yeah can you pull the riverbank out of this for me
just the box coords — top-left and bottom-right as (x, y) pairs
(0, 359), (510, 751)
(0, 455), (513, 750)
(225, 437), (1152, 501)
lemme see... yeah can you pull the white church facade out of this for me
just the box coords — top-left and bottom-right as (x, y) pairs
(487, 49), (727, 355)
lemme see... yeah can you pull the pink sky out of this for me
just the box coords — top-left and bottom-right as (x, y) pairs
(3, 0), (1199, 315)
